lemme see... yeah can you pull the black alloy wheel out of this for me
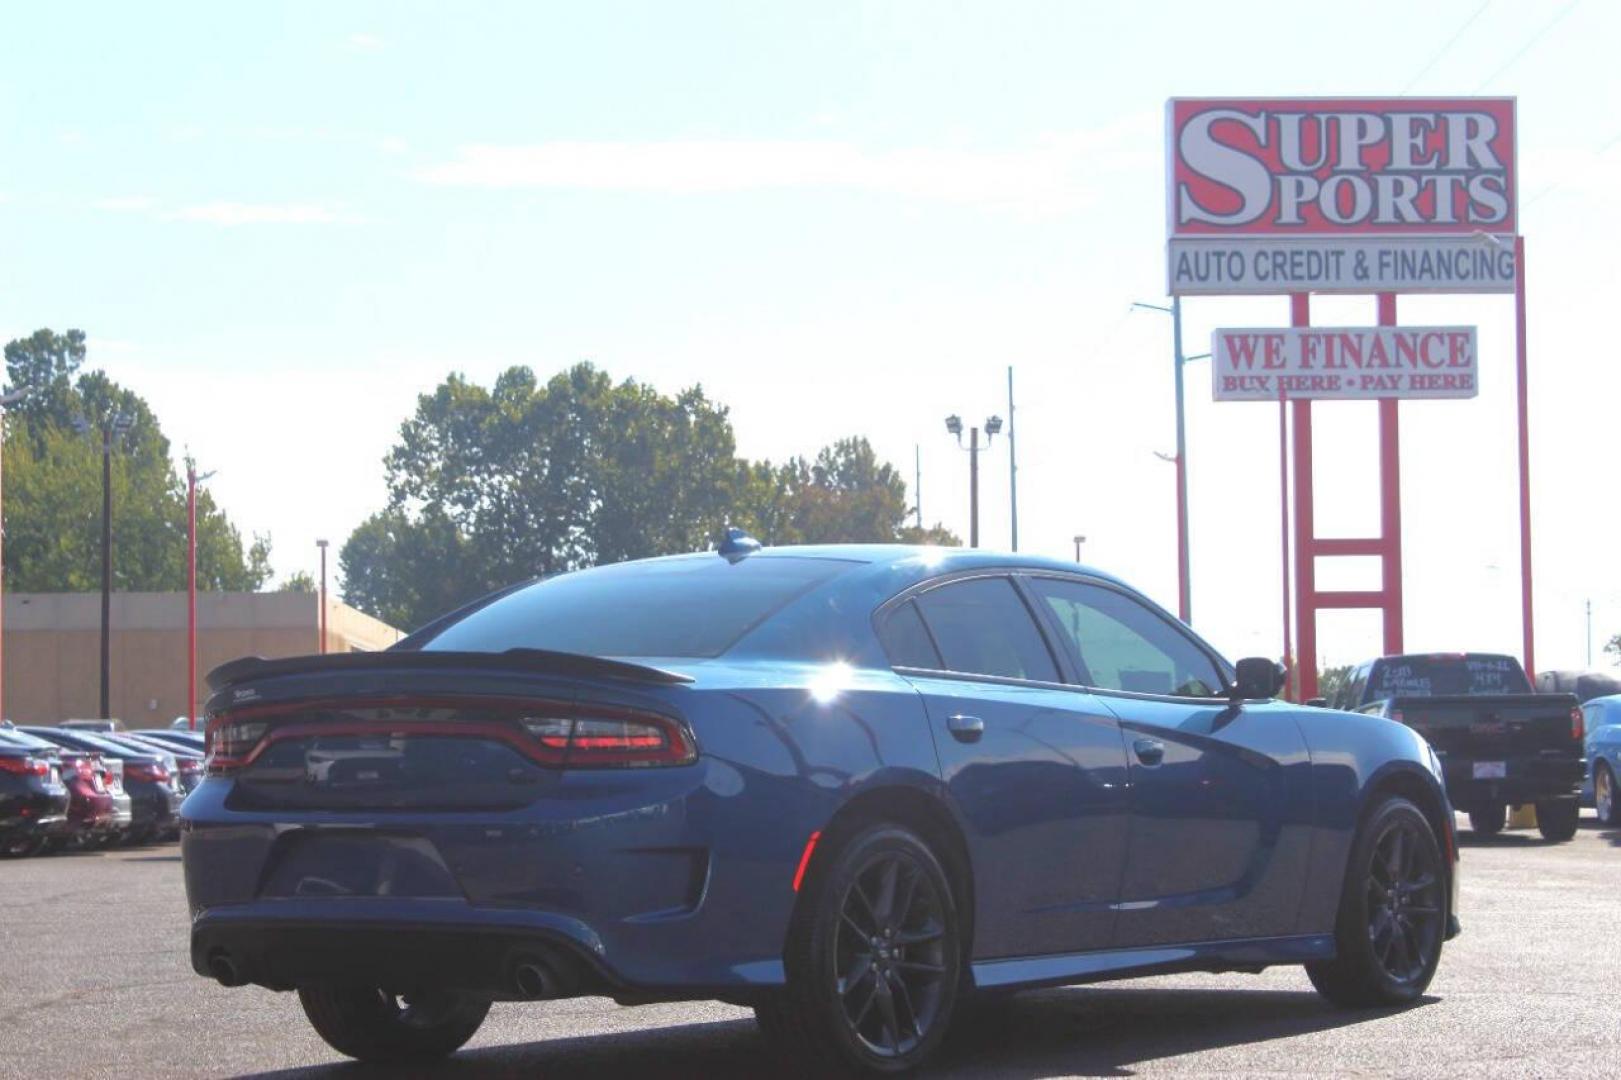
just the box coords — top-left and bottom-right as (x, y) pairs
(1308, 796), (1446, 1007)
(834, 849), (951, 1059)
(757, 823), (963, 1076)
(1362, 818), (1445, 985)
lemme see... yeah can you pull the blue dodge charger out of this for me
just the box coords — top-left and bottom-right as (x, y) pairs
(182, 542), (1459, 1075)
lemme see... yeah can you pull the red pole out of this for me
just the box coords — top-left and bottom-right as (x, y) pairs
(1377, 293), (1405, 656)
(187, 468), (197, 729)
(0, 412), (7, 724)
(1515, 236), (1535, 678)
(1290, 294), (1317, 701)
(1278, 387), (1293, 701)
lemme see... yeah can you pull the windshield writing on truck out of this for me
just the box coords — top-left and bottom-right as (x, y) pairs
(1368, 656), (1531, 699)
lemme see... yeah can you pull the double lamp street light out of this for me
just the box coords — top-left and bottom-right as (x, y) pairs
(944, 412), (1002, 548)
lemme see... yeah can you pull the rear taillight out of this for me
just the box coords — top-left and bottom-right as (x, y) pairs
(125, 762), (169, 783)
(178, 759), (202, 774)
(207, 697), (698, 773)
(519, 714), (696, 767)
(1572, 706), (1585, 741)
(0, 756), (48, 777)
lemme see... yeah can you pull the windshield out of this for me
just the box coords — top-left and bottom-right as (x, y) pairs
(1367, 655), (1531, 699)
(417, 555), (857, 659)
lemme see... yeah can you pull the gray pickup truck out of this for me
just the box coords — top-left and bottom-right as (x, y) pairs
(1328, 653), (1585, 840)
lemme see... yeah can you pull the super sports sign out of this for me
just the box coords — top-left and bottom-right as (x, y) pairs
(1166, 98), (1517, 295)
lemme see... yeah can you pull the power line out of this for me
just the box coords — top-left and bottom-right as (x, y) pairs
(1473, 1), (1580, 92)
(1401, 1), (1493, 95)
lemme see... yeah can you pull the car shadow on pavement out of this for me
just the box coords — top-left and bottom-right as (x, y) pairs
(1455, 831), (1554, 849)
(238, 985), (1430, 1080)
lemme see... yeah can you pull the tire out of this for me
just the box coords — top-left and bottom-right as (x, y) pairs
(297, 985), (490, 1064)
(755, 823), (964, 1076)
(1467, 802), (1506, 835)
(1535, 798), (1579, 842)
(1307, 796), (1447, 1008)
(1595, 763), (1619, 827)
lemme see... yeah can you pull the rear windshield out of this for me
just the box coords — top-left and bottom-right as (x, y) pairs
(417, 555), (855, 658)
(1367, 655), (1531, 699)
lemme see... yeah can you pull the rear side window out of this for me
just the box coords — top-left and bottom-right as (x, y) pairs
(912, 577), (1059, 682)
(420, 555), (854, 658)
(877, 601), (942, 669)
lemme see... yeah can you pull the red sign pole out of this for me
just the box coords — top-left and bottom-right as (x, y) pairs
(1290, 295), (1317, 700)
(1515, 236), (1535, 679)
(187, 467), (197, 730)
(1377, 293), (1405, 656)
(1278, 386), (1293, 701)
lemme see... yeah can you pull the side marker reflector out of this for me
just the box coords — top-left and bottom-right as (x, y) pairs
(792, 831), (822, 892)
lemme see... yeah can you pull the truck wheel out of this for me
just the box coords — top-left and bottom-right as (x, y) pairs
(756, 823), (963, 1076)
(1595, 763), (1619, 827)
(1535, 798), (1579, 842)
(1467, 803), (1505, 835)
(1307, 796), (1446, 1008)
(298, 985), (490, 1063)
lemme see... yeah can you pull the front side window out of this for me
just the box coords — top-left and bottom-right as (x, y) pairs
(911, 577), (1059, 682)
(1029, 578), (1225, 698)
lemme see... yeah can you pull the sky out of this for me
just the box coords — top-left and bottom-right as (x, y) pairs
(3, 0), (1618, 673)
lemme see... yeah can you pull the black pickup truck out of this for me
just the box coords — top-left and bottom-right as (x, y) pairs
(1329, 653), (1585, 840)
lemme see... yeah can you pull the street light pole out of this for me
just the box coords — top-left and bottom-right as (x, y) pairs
(1073, 534), (1086, 563)
(186, 464), (215, 730)
(99, 427), (112, 718)
(944, 413), (1001, 549)
(968, 426), (980, 548)
(317, 539), (329, 654)
(0, 388), (30, 724)
(1134, 299), (1194, 624)
(1007, 366), (1018, 552)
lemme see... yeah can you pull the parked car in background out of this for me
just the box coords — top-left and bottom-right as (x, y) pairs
(183, 544), (1459, 1074)
(1580, 694), (1621, 826)
(1328, 653), (1585, 840)
(100, 732), (204, 795)
(135, 729), (206, 754)
(59, 720), (119, 733)
(22, 728), (178, 844)
(0, 736), (70, 856)
(0, 730), (132, 848)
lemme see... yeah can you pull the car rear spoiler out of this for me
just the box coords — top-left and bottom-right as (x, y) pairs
(206, 648), (694, 694)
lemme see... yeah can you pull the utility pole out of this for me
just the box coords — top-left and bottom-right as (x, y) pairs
(1132, 299), (1197, 624)
(1007, 366), (1018, 552)
(914, 444), (922, 529)
(1073, 534), (1086, 562)
(1588, 598), (1593, 668)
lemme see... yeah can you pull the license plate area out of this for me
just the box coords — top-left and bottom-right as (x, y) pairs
(1473, 760), (1507, 779)
(260, 831), (464, 900)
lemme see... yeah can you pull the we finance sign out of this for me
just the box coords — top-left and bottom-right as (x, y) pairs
(1167, 98), (1517, 296)
(1211, 326), (1479, 401)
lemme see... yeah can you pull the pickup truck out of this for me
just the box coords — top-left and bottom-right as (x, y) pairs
(1328, 653), (1585, 840)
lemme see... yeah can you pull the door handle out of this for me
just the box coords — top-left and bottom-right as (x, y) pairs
(947, 714), (985, 743)
(1133, 737), (1166, 766)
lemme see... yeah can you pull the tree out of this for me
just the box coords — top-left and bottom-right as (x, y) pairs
(277, 570), (317, 593)
(343, 363), (958, 630)
(1317, 664), (1354, 705)
(2, 329), (271, 592)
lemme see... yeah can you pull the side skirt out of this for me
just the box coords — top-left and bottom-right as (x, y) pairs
(970, 933), (1336, 992)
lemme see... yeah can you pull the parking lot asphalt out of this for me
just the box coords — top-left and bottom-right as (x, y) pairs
(1, 816), (1617, 1079)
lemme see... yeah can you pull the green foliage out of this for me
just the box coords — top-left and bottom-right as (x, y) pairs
(2, 328), (271, 592)
(342, 362), (959, 629)
(1606, 634), (1620, 661)
(277, 570), (317, 593)
(1317, 664), (1355, 705)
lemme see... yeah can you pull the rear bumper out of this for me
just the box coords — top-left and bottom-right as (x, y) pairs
(1440, 755), (1584, 809)
(0, 791), (71, 837)
(190, 902), (628, 1001)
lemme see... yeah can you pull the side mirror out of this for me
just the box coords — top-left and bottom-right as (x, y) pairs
(1231, 657), (1287, 700)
